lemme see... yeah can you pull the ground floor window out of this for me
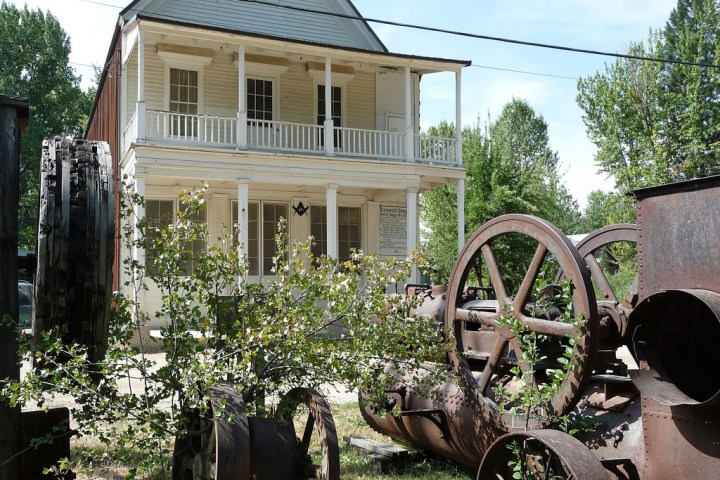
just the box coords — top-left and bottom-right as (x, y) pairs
(310, 206), (361, 262)
(233, 201), (288, 276)
(144, 198), (206, 276)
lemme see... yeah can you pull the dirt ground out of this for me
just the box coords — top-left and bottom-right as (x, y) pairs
(19, 352), (358, 414)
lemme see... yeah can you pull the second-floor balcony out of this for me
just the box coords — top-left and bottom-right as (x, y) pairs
(124, 109), (458, 166)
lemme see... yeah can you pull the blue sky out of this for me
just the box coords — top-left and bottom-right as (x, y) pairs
(9, 0), (678, 209)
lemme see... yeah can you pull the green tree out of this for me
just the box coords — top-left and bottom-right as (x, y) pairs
(1, 183), (451, 477)
(577, 0), (720, 195)
(579, 190), (636, 232)
(0, 3), (93, 248)
(421, 99), (580, 282)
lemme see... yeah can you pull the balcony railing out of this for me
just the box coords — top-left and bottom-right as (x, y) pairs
(336, 126), (405, 159)
(247, 119), (324, 153)
(139, 110), (458, 165)
(147, 110), (237, 146)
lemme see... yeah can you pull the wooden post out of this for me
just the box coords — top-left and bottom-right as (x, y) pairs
(0, 94), (29, 480)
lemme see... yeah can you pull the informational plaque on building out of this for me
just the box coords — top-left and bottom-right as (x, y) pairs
(379, 206), (407, 257)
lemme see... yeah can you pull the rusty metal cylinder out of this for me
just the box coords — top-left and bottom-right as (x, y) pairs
(359, 368), (503, 469)
(628, 289), (720, 406)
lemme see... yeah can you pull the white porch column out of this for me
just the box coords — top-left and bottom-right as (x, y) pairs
(457, 178), (465, 254)
(237, 180), (249, 277)
(133, 176), (146, 306)
(324, 57), (335, 156)
(456, 70), (463, 166)
(406, 187), (418, 282)
(326, 184), (338, 259)
(404, 66), (414, 162)
(237, 45), (247, 149)
(136, 28), (146, 141)
(366, 201), (380, 255)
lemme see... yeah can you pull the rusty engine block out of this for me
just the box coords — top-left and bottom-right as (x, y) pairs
(360, 176), (720, 479)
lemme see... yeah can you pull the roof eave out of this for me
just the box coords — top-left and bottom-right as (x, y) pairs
(137, 15), (471, 71)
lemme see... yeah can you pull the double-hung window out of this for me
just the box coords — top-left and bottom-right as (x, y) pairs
(169, 68), (199, 138)
(145, 199), (175, 277)
(232, 201), (288, 276)
(179, 200), (207, 275)
(310, 206), (361, 262)
(247, 78), (273, 122)
(317, 85), (342, 147)
(144, 198), (206, 276)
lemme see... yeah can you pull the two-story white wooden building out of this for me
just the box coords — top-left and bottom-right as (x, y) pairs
(86, 0), (469, 321)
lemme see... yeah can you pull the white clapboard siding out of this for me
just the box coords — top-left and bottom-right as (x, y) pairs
(144, 45), (165, 110)
(205, 53), (239, 115)
(280, 65), (315, 125)
(346, 71), (376, 130)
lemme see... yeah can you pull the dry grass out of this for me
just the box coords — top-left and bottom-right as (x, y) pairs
(68, 401), (474, 479)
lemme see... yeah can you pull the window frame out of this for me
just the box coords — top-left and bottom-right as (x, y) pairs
(316, 84), (343, 127)
(144, 198), (176, 277)
(232, 200), (289, 277)
(144, 197), (208, 276)
(316, 84), (344, 148)
(246, 76), (276, 123)
(163, 61), (206, 116)
(167, 67), (200, 138)
(310, 205), (362, 262)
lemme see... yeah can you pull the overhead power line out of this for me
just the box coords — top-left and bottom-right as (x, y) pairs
(238, 0), (720, 70)
(76, 0), (126, 8)
(471, 64), (577, 81)
(67, 0), (720, 75)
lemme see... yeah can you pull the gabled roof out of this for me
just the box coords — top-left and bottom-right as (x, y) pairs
(120, 0), (388, 52)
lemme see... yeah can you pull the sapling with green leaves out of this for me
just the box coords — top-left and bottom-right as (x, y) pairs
(0, 180), (452, 479)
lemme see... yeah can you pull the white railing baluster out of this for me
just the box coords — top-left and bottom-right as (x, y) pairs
(140, 110), (455, 164)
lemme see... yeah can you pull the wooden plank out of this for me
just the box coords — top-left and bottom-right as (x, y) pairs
(35, 138), (115, 365)
(0, 93), (27, 480)
(343, 436), (409, 458)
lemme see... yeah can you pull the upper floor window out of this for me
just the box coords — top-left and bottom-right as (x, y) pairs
(169, 68), (199, 137)
(317, 85), (342, 147)
(317, 85), (341, 126)
(247, 78), (273, 122)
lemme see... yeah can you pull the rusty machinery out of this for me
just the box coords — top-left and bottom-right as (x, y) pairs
(31, 138), (341, 480)
(360, 177), (720, 479)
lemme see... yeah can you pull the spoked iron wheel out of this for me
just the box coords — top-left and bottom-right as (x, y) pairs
(275, 387), (340, 480)
(172, 384), (250, 480)
(476, 429), (609, 480)
(566, 224), (638, 342)
(445, 215), (599, 431)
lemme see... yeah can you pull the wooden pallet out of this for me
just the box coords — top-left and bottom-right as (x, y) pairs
(343, 435), (417, 473)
